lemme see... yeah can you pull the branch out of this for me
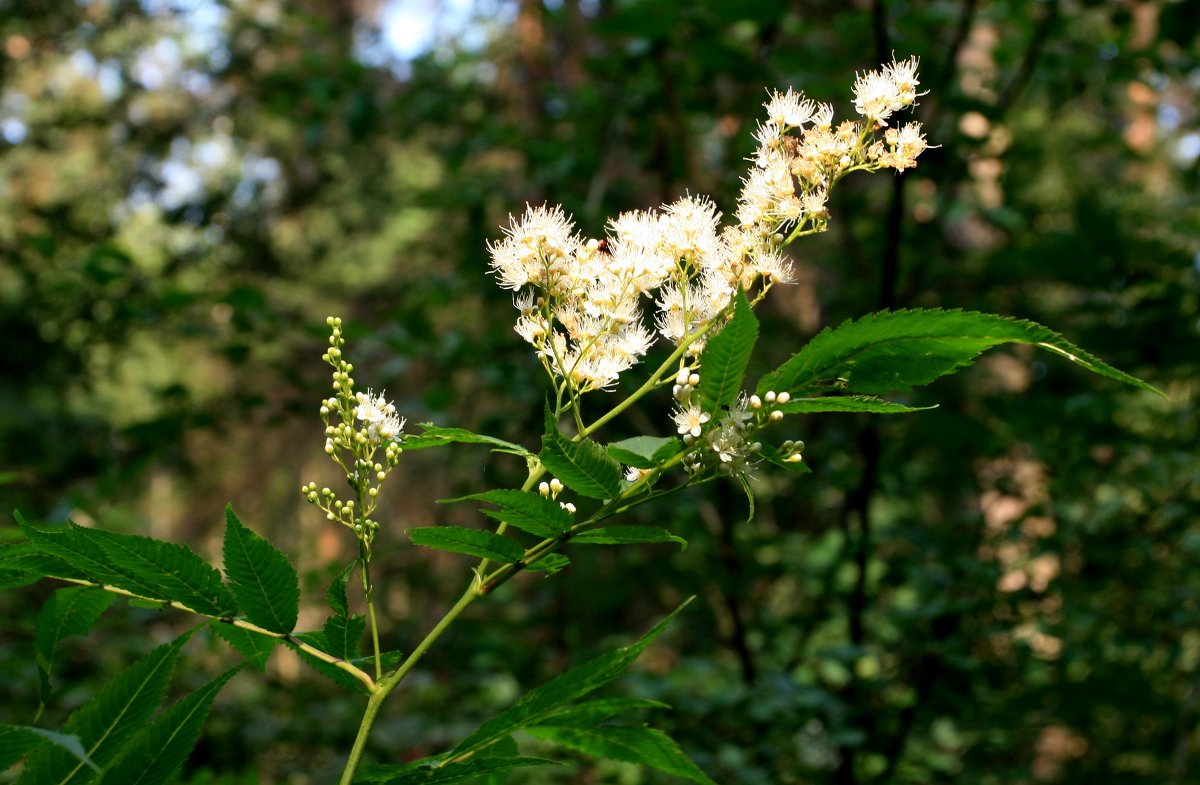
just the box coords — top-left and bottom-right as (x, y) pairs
(49, 575), (377, 692)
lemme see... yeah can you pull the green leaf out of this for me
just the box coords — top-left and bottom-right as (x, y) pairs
(525, 726), (716, 785)
(96, 665), (242, 785)
(222, 505), (299, 634)
(0, 536), (86, 587)
(19, 639), (183, 785)
(0, 726), (96, 773)
(327, 559), (357, 617)
(450, 490), (572, 538)
(536, 698), (671, 728)
(697, 291), (759, 412)
(776, 395), (934, 414)
(323, 614), (366, 661)
(86, 529), (236, 617)
(211, 623), (276, 672)
(541, 430), (624, 500)
(355, 757), (557, 785)
(758, 308), (1161, 398)
(524, 553), (570, 575)
(17, 520), (235, 616)
(573, 526), (686, 549)
(35, 588), (115, 704)
(606, 436), (679, 470)
(448, 600), (692, 759)
(408, 526), (525, 563)
(402, 425), (529, 456)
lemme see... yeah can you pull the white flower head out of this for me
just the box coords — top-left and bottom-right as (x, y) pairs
(355, 389), (405, 443)
(673, 402), (711, 438)
(764, 87), (817, 129)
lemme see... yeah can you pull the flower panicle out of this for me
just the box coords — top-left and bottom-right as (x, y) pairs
(487, 57), (929, 403)
(303, 316), (405, 541)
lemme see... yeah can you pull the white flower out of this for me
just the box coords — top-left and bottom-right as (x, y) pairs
(673, 403), (711, 438)
(764, 87), (817, 129)
(853, 68), (901, 125)
(355, 389), (405, 443)
(882, 122), (928, 172)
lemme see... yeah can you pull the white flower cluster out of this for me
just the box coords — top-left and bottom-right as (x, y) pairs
(490, 195), (792, 392)
(354, 389), (405, 443)
(489, 58), (928, 396)
(739, 57), (928, 236)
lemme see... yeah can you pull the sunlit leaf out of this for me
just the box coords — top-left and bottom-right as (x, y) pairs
(758, 308), (1161, 398)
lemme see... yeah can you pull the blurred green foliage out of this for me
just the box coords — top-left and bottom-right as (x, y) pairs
(1, 0), (1198, 783)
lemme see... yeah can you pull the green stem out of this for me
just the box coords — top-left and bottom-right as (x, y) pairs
(339, 586), (481, 785)
(360, 542), (383, 682)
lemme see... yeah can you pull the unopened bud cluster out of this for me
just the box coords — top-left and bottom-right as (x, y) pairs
(303, 316), (407, 543)
(538, 477), (576, 514)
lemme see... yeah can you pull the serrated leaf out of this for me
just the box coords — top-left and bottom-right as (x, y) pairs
(525, 725), (716, 785)
(450, 490), (572, 538)
(211, 623), (276, 672)
(0, 536), (86, 586)
(355, 756), (557, 785)
(408, 527), (525, 563)
(19, 639), (183, 785)
(758, 308), (1160, 398)
(541, 431), (624, 500)
(776, 395), (933, 414)
(606, 436), (679, 470)
(17, 521), (234, 616)
(327, 559), (357, 617)
(697, 291), (759, 412)
(524, 553), (570, 575)
(474, 736), (521, 785)
(402, 426), (529, 455)
(96, 665), (241, 785)
(222, 506), (298, 634)
(574, 526), (686, 549)
(86, 528), (236, 617)
(323, 614), (366, 661)
(536, 698), (671, 728)
(0, 726), (96, 773)
(448, 600), (692, 759)
(35, 588), (115, 704)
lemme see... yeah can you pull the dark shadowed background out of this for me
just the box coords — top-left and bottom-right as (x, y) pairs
(1, 1), (1198, 783)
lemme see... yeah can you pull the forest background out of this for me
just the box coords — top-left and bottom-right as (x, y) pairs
(1, 0), (1198, 783)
